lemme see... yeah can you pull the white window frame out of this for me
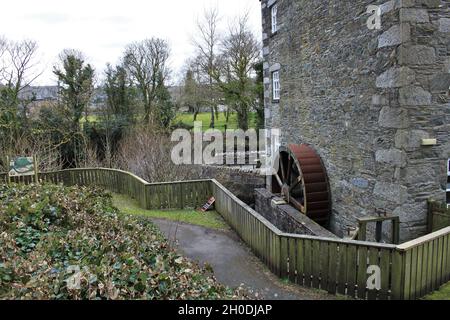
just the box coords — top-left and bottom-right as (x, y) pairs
(272, 71), (280, 101)
(271, 4), (278, 34)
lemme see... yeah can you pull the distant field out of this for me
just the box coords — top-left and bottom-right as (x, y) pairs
(80, 115), (99, 123)
(175, 112), (258, 132)
(80, 112), (258, 131)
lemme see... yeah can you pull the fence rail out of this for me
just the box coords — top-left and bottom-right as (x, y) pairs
(1, 168), (450, 300)
(1, 168), (211, 211)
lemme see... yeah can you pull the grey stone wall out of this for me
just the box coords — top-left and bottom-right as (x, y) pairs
(186, 165), (266, 204)
(255, 189), (339, 238)
(260, 0), (449, 242)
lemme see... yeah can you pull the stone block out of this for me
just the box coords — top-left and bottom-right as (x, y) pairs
(399, 86), (432, 106)
(399, 45), (436, 65)
(374, 182), (409, 204)
(376, 67), (415, 88)
(351, 178), (370, 189)
(404, 164), (439, 185)
(378, 25), (410, 48)
(430, 73), (450, 92)
(375, 149), (407, 167)
(269, 63), (281, 72)
(439, 18), (450, 33)
(416, 0), (441, 8)
(400, 8), (429, 23)
(395, 130), (429, 151)
(378, 107), (409, 128)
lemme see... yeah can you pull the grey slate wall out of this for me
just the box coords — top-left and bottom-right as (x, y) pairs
(186, 165), (266, 204)
(260, 0), (450, 242)
(255, 188), (339, 238)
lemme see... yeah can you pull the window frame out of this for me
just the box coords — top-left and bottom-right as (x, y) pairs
(271, 4), (278, 34)
(272, 71), (280, 101)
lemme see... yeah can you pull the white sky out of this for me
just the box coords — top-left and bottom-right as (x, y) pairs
(0, 0), (262, 86)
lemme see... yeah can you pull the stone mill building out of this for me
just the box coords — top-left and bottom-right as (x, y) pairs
(259, 0), (450, 241)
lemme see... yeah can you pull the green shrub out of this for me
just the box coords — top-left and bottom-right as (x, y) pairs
(0, 183), (243, 300)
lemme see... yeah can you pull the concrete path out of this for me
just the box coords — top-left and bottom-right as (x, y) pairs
(152, 218), (336, 300)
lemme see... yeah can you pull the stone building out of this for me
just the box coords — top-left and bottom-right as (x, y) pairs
(259, 0), (450, 241)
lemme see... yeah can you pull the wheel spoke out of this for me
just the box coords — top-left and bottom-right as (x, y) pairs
(286, 156), (292, 184)
(275, 174), (283, 188)
(290, 197), (305, 213)
(289, 177), (302, 192)
(279, 156), (286, 183)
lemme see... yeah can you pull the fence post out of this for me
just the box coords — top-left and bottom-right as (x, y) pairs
(5, 156), (11, 185)
(427, 200), (433, 233)
(391, 249), (405, 300)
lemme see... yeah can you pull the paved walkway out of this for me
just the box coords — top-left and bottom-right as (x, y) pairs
(152, 219), (336, 300)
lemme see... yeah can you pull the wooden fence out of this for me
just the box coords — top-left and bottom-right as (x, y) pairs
(1, 168), (450, 300)
(0, 168), (211, 211)
(428, 200), (450, 233)
(212, 178), (450, 300)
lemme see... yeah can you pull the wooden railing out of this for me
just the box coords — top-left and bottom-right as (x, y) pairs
(212, 178), (450, 300)
(397, 228), (450, 300)
(0, 168), (211, 211)
(1, 168), (450, 300)
(428, 200), (450, 233)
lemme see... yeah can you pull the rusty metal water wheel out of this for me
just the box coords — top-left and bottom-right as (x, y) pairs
(271, 144), (331, 226)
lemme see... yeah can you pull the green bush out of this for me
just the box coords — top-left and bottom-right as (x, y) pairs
(0, 183), (243, 300)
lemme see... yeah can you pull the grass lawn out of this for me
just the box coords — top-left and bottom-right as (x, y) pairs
(423, 282), (450, 300)
(112, 193), (229, 231)
(175, 112), (258, 132)
(80, 115), (99, 123)
(80, 112), (258, 132)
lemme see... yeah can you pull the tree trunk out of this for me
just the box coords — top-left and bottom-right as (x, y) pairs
(210, 107), (215, 128)
(237, 107), (249, 131)
(225, 108), (231, 123)
(193, 109), (199, 121)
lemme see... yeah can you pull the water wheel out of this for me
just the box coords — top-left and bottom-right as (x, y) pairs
(271, 144), (331, 226)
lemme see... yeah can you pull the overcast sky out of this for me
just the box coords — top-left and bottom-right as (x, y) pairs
(0, 0), (262, 86)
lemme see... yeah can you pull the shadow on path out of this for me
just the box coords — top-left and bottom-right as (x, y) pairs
(152, 218), (337, 300)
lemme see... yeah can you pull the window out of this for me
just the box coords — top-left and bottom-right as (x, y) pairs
(272, 71), (280, 101)
(271, 4), (278, 34)
(447, 159), (450, 208)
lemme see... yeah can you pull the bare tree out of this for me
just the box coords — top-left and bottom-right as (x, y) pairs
(0, 38), (41, 151)
(192, 7), (222, 128)
(180, 58), (209, 122)
(0, 36), (6, 54)
(1, 39), (40, 99)
(0, 36), (7, 79)
(216, 14), (261, 130)
(124, 38), (170, 124)
(116, 126), (191, 183)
